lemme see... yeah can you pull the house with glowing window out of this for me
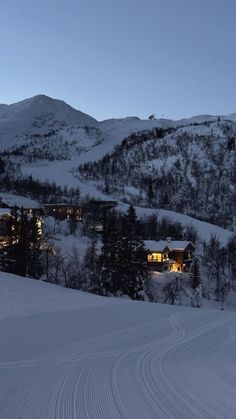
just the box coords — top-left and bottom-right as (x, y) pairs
(144, 239), (195, 272)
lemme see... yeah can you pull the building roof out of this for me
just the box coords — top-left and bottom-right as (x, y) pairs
(144, 240), (171, 253)
(168, 240), (195, 251)
(0, 193), (39, 209)
(144, 240), (195, 253)
(43, 203), (81, 208)
(0, 208), (11, 217)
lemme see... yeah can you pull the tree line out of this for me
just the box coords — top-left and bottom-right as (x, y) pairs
(1, 203), (235, 308)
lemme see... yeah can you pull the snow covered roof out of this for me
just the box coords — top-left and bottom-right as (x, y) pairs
(43, 203), (81, 207)
(167, 240), (195, 251)
(0, 208), (11, 217)
(144, 240), (195, 253)
(0, 193), (39, 209)
(144, 240), (171, 253)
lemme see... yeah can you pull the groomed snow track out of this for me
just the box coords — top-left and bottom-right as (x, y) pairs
(0, 277), (236, 418)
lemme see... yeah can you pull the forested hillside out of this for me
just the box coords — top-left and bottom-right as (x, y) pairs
(79, 121), (236, 229)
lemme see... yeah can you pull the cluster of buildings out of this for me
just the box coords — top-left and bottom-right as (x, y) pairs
(0, 199), (118, 244)
(0, 197), (195, 273)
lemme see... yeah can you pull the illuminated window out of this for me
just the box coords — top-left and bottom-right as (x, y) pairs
(148, 252), (162, 262)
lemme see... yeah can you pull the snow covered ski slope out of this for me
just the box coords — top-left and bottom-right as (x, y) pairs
(1, 273), (236, 418)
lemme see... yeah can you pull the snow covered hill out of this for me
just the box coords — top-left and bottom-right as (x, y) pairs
(79, 120), (236, 229)
(1, 272), (236, 418)
(1, 94), (236, 232)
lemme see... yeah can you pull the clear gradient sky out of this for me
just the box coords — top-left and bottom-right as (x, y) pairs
(0, 0), (236, 121)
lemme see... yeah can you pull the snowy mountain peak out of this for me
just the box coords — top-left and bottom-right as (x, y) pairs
(0, 95), (98, 149)
(0, 94), (97, 126)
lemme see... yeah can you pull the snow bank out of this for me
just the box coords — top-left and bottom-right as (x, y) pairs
(0, 272), (128, 320)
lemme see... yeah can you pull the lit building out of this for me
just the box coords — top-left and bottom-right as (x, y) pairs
(145, 239), (195, 272)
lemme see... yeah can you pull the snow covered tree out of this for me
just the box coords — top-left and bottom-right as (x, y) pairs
(163, 276), (181, 305)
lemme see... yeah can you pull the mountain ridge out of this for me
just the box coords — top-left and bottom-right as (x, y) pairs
(1, 94), (236, 124)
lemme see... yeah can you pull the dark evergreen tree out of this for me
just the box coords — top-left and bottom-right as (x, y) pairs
(6, 208), (43, 278)
(147, 179), (154, 203)
(118, 205), (147, 300)
(226, 235), (236, 285)
(0, 157), (6, 174)
(28, 214), (43, 278)
(15, 209), (30, 276)
(83, 237), (99, 291)
(191, 259), (201, 289)
(97, 212), (120, 296)
(5, 206), (21, 273)
(9, 206), (19, 245)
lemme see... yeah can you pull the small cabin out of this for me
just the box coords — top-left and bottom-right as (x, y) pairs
(145, 239), (195, 272)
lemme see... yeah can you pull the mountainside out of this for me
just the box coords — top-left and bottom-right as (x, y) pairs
(0, 95), (236, 230)
(79, 121), (236, 229)
(0, 95), (97, 151)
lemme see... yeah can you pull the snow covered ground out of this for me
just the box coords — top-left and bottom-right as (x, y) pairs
(1, 272), (236, 418)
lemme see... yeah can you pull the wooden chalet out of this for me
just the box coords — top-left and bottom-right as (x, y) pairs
(145, 239), (195, 272)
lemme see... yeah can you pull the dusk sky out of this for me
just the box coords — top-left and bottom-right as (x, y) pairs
(1, 0), (236, 121)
